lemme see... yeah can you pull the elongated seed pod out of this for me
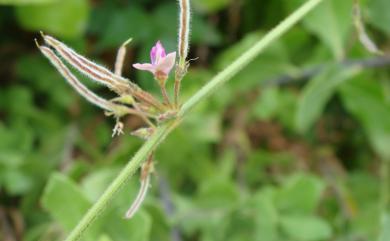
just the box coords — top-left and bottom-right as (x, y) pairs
(42, 34), (164, 110)
(125, 174), (150, 219)
(38, 44), (146, 118)
(38, 45), (115, 111)
(115, 38), (132, 75)
(352, 1), (382, 55)
(42, 34), (131, 93)
(40, 34), (165, 112)
(178, 0), (190, 64)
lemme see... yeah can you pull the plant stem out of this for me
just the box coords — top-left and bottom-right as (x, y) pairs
(174, 77), (181, 108)
(174, 66), (185, 108)
(161, 84), (172, 107)
(65, 122), (177, 241)
(64, 0), (324, 240)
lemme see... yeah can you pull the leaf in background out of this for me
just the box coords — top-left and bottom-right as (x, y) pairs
(275, 174), (325, 214)
(250, 188), (279, 241)
(97, 235), (113, 241)
(280, 215), (332, 241)
(15, 0), (89, 38)
(184, 113), (222, 142)
(192, 0), (230, 13)
(16, 55), (74, 109)
(103, 210), (152, 241)
(191, 13), (222, 46)
(285, 0), (353, 59)
(97, 5), (152, 49)
(215, 31), (293, 97)
(347, 172), (380, 239)
(0, 0), (55, 5)
(379, 213), (390, 241)
(41, 173), (92, 231)
(196, 177), (239, 210)
(157, 129), (215, 186)
(253, 87), (281, 120)
(252, 87), (299, 131)
(0, 86), (36, 118)
(366, 0), (390, 35)
(2, 169), (32, 195)
(295, 65), (360, 133)
(339, 75), (390, 160)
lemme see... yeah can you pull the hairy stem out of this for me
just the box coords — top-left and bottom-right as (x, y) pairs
(65, 122), (177, 241)
(64, 0), (324, 240)
(178, 0), (190, 67)
(161, 84), (172, 107)
(174, 76), (182, 108)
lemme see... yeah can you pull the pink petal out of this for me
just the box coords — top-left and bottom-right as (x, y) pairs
(133, 63), (157, 74)
(150, 47), (157, 64)
(151, 41), (166, 64)
(156, 52), (176, 75)
(155, 41), (166, 58)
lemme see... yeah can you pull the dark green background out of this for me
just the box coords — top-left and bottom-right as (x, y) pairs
(0, 0), (389, 240)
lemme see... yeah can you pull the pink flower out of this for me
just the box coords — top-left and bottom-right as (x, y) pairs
(133, 41), (176, 81)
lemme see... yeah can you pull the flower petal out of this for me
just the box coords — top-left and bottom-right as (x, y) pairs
(133, 63), (156, 74)
(156, 52), (176, 75)
(151, 41), (166, 65)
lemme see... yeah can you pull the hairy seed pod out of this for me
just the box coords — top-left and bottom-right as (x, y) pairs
(178, 0), (191, 65)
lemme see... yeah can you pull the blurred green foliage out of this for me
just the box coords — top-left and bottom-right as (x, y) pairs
(0, 0), (389, 241)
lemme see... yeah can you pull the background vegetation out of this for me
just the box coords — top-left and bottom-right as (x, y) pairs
(0, 0), (389, 240)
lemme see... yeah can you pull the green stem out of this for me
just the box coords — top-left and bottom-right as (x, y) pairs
(178, 0), (323, 117)
(65, 122), (176, 241)
(64, 0), (324, 240)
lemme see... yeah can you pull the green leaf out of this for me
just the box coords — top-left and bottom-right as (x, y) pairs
(348, 172), (380, 238)
(97, 235), (113, 241)
(339, 75), (390, 160)
(215, 31), (292, 95)
(285, 0), (353, 59)
(0, 0), (55, 5)
(15, 0), (89, 38)
(379, 213), (390, 241)
(280, 215), (332, 241)
(275, 174), (325, 214)
(104, 210), (151, 241)
(197, 177), (239, 209)
(253, 87), (281, 120)
(41, 173), (91, 231)
(193, 0), (230, 13)
(250, 188), (279, 241)
(253, 87), (299, 131)
(2, 169), (32, 195)
(185, 113), (222, 142)
(367, 0), (390, 35)
(97, 5), (151, 49)
(295, 65), (360, 133)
